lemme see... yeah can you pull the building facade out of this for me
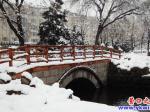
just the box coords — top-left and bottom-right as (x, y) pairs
(0, 5), (98, 45)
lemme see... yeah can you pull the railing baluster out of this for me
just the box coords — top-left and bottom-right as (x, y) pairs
(83, 46), (86, 59)
(119, 50), (121, 59)
(35, 47), (38, 58)
(60, 46), (64, 62)
(0, 48), (1, 59)
(72, 46), (75, 61)
(45, 46), (49, 63)
(25, 45), (30, 65)
(93, 45), (96, 59)
(8, 48), (13, 66)
(110, 48), (113, 58)
(100, 46), (103, 58)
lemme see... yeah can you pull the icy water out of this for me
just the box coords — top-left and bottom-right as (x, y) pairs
(91, 87), (150, 106)
(67, 84), (150, 106)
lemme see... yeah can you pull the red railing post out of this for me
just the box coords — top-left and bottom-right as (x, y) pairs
(60, 46), (64, 62)
(93, 45), (96, 59)
(110, 48), (113, 58)
(72, 46), (75, 61)
(100, 46), (103, 58)
(25, 45), (30, 65)
(8, 48), (13, 66)
(119, 50), (121, 59)
(35, 47), (38, 58)
(45, 46), (49, 63)
(0, 48), (1, 59)
(83, 46), (86, 59)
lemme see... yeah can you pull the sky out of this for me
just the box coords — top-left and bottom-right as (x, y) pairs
(15, 0), (144, 17)
(23, 0), (82, 14)
(23, 0), (70, 8)
(9, 0), (97, 16)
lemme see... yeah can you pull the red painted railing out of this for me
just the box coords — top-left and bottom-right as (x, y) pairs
(0, 45), (122, 66)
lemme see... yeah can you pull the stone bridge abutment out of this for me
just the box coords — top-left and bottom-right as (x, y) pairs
(30, 59), (110, 88)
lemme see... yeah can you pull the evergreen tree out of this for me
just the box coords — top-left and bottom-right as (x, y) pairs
(70, 25), (85, 45)
(38, 0), (70, 45)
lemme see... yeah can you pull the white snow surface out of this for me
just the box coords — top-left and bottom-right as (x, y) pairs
(22, 72), (33, 80)
(0, 75), (136, 112)
(112, 52), (150, 71)
(0, 73), (11, 82)
(101, 43), (105, 47)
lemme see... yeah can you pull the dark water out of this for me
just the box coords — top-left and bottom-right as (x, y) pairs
(66, 78), (150, 106)
(92, 87), (150, 106)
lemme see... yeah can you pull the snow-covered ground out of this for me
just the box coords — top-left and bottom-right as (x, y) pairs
(0, 52), (149, 112)
(112, 52), (150, 71)
(0, 72), (136, 112)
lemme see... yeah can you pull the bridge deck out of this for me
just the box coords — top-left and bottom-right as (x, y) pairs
(0, 45), (121, 74)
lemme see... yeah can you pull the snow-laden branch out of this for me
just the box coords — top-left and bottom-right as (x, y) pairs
(104, 7), (138, 28)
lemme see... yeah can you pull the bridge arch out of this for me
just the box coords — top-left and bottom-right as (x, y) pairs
(59, 66), (102, 89)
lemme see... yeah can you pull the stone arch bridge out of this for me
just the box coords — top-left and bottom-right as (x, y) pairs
(0, 45), (121, 88)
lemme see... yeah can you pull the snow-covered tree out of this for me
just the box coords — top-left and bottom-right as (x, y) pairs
(38, 0), (70, 45)
(71, 0), (140, 45)
(0, 0), (25, 46)
(69, 25), (85, 45)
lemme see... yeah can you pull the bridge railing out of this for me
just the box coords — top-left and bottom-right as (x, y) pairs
(0, 45), (122, 66)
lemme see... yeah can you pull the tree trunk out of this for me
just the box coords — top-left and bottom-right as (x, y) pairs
(95, 25), (103, 45)
(16, 9), (24, 46)
(141, 33), (144, 53)
(6, 15), (24, 46)
(147, 40), (150, 56)
(0, 2), (24, 46)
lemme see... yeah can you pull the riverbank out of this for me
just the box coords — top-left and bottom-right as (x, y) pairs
(0, 72), (136, 112)
(109, 52), (150, 87)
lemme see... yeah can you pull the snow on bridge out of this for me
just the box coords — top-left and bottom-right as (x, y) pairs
(0, 45), (122, 88)
(0, 45), (121, 74)
(0, 45), (121, 72)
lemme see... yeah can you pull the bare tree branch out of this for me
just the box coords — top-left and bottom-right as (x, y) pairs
(0, 0), (25, 46)
(104, 8), (138, 28)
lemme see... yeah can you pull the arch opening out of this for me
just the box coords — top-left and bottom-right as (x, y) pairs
(66, 78), (97, 101)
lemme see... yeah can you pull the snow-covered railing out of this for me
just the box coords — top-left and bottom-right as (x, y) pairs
(0, 45), (122, 66)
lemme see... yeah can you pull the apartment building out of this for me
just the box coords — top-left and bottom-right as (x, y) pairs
(0, 5), (98, 45)
(0, 5), (46, 44)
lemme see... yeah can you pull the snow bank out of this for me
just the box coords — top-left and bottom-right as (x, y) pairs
(112, 52), (150, 71)
(22, 72), (33, 80)
(0, 73), (11, 82)
(0, 72), (136, 112)
(0, 79), (32, 95)
(30, 77), (44, 87)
